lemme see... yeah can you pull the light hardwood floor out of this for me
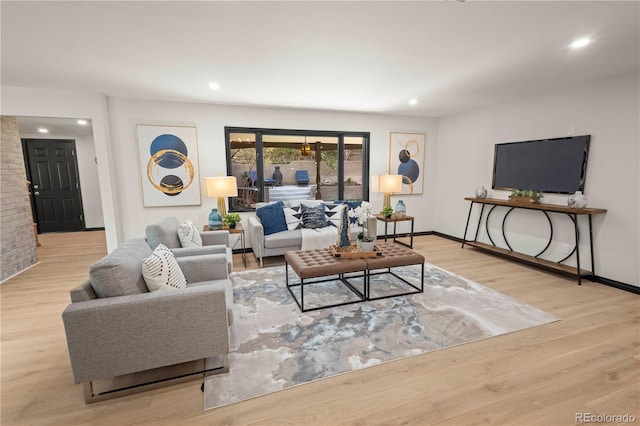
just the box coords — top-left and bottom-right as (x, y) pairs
(1, 231), (638, 425)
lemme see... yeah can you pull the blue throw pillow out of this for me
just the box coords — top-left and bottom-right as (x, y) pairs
(335, 200), (362, 224)
(256, 201), (287, 235)
(301, 203), (328, 229)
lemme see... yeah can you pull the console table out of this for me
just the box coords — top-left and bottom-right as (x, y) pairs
(461, 197), (607, 285)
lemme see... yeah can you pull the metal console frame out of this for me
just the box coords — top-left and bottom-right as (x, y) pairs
(461, 197), (607, 285)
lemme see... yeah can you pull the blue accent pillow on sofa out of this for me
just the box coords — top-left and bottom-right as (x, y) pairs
(301, 203), (328, 229)
(256, 201), (287, 235)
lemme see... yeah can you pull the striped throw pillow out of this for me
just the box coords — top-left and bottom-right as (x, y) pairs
(141, 244), (187, 291)
(301, 203), (328, 229)
(177, 219), (202, 247)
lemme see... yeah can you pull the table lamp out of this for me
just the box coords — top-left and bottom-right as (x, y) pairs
(204, 176), (238, 220)
(378, 174), (403, 209)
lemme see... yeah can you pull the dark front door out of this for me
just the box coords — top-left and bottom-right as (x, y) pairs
(23, 139), (85, 233)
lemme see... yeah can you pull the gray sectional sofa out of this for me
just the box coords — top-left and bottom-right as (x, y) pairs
(62, 238), (233, 403)
(247, 199), (362, 267)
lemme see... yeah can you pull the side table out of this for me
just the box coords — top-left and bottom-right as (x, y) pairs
(373, 214), (415, 249)
(204, 224), (246, 268)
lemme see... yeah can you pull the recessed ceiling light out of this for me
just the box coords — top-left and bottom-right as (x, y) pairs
(208, 81), (220, 90)
(77, 119), (87, 125)
(409, 99), (418, 106)
(570, 38), (590, 49)
(38, 128), (49, 133)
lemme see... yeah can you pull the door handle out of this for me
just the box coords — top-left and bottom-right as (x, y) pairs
(34, 191), (40, 196)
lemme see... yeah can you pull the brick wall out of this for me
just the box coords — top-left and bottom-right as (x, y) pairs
(1, 116), (37, 282)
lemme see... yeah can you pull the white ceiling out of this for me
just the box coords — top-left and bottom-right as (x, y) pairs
(2, 1), (639, 118)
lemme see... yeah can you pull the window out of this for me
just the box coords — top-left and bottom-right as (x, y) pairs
(225, 127), (370, 211)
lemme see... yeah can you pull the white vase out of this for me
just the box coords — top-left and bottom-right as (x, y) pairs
(475, 186), (488, 198)
(568, 191), (587, 208)
(358, 240), (375, 252)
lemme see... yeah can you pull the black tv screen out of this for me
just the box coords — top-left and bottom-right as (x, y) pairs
(492, 135), (590, 194)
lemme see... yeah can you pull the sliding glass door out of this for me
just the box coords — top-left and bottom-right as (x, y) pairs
(225, 127), (369, 211)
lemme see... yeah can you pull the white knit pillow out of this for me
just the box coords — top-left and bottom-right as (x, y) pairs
(141, 244), (187, 291)
(177, 219), (202, 247)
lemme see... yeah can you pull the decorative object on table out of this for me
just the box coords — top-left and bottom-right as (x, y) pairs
(356, 233), (375, 252)
(377, 174), (403, 209)
(208, 208), (223, 229)
(388, 132), (426, 195)
(336, 204), (351, 248)
(272, 166), (283, 186)
(567, 190), (588, 208)
(380, 206), (394, 218)
(330, 243), (381, 257)
(204, 175), (238, 219)
(222, 213), (241, 229)
(348, 201), (376, 251)
(395, 200), (407, 217)
(136, 124), (201, 207)
(348, 201), (372, 227)
(475, 185), (488, 198)
(509, 189), (543, 204)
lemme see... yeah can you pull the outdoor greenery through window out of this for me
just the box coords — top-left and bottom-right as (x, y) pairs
(225, 127), (370, 211)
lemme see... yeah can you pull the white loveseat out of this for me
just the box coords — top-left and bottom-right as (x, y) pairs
(247, 200), (363, 267)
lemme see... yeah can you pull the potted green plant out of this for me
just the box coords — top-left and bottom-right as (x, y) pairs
(223, 213), (241, 228)
(509, 189), (543, 203)
(357, 232), (375, 252)
(380, 206), (394, 218)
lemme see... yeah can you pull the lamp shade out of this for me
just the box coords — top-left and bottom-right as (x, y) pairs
(378, 174), (403, 193)
(204, 176), (238, 198)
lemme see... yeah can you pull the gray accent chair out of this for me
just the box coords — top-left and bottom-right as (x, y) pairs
(145, 217), (233, 273)
(62, 238), (233, 403)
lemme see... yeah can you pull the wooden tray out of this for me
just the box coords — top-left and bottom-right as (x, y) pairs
(330, 244), (383, 258)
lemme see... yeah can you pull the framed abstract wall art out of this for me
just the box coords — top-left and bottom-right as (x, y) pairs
(136, 124), (201, 207)
(388, 132), (426, 195)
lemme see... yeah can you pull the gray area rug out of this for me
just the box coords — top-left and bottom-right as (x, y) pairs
(204, 262), (559, 410)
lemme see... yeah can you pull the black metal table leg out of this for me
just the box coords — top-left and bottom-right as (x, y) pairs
(588, 214), (596, 278)
(573, 213), (581, 285)
(410, 218), (414, 249)
(462, 201), (475, 248)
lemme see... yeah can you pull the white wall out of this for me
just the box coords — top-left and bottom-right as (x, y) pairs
(106, 98), (438, 243)
(1, 86), (121, 250)
(18, 132), (104, 229)
(435, 71), (640, 286)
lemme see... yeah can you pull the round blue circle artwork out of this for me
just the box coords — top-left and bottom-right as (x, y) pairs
(398, 159), (420, 183)
(150, 134), (188, 169)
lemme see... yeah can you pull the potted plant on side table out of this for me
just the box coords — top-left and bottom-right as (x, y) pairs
(223, 213), (242, 229)
(380, 206), (394, 218)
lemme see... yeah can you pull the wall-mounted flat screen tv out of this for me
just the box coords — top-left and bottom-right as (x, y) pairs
(492, 135), (590, 194)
